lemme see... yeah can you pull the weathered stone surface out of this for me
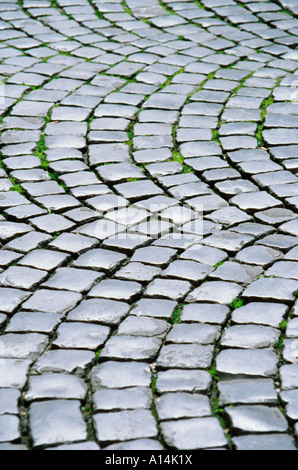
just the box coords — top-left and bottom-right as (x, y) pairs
(22, 290), (82, 314)
(94, 410), (158, 445)
(157, 344), (214, 369)
(67, 299), (130, 326)
(90, 362), (151, 390)
(30, 400), (87, 448)
(232, 434), (297, 451)
(160, 417), (227, 450)
(2, 0), (298, 451)
(218, 379), (278, 406)
(93, 387), (152, 412)
(156, 393), (211, 421)
(0, 415), (20, 443)
(186, 281), (242, 305)
(226, 405), (288, 433)
(100, 335), (162, 361)
(216, 349), (278, 379)
(243, 278), (298, 303)
(32, 350), (94, 377)
(25, 373), (87, 401)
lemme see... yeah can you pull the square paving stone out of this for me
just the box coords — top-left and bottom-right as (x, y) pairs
(180, 245), (228, 267)
(96, 162), (145, 184)
(225, 405), (288, 433)
(5, 204), (46, 220)
(42, 267), (102, 293)
(129, 298), (177, 320)
(63, 207), (98, 224)
(215, 179), (259, 196)
(22, 180), (65, 197)
(286, 318), (298, 338)
(32, 349), (95, 377)
(115, 262), (161, 282)
(100, 335), (162, 361)
(156, 369), (212, 395)
(231, 191), (282, 211)
(94, 410), (157, 445)
(131, 246), (176, 267)
(30, 214), (75, 234)
(0, 358), (31, 389)
(203, 231), (254, 254)
(0, 333), (48, 361)
(51, 106), (91, 122)
(0, 415), (20, 443)
(90, 361), (151, 390)
(168, 182), (212, 200)
(160, 417), (227, 450)
(5, 312), (62, 334)
(0, 288), (30, 314)
(235, 245), (283, 266)
(232, 303), (288, 328)
(88, 279), (142, 301)
(29, 400), (87, 448)
(134, 195), (178, 214)
(280, 219), (298, 237)
(145, 278), (192, 301)
(92, 387), (152, 412)
(162, 260), (214, 283)
(157, 343), (214, 370)
(74, 218), (126, 241)
(230, 222), (274, 238)
(216, 348), (278, 379)
(242, 278), (298, 303)
(256, 234), (298, 251)
(232, 434), (297, 451)
(220, 324), (280, 349)
(67, 299), (130, 326)
(85, 194), (128, 214)
(4, 232), (51, 253)
(0, 266), (48, 290)
(49, 233), (99, 255)
(35, 195), (81, 212)
(207, 207), (252, 227)
(117, 316), (170, 338)
(59, 171), (99, 188)
(218, 378), (278, 406)
(89, 143), (130, 166)
(0, 388), (20, 415)
(25, 373), (87, 402)
(156, 392), (211, 421)
(53, 322), (110, 350)
(266, 261), (298, 280)
(22, 289), (82, 315)
(11, 100), (53, 117)
(18, 249), (69, 271)
(180, 303), (230, 325)
(280, 364), (298, 390)
(115, 180), (164, 202)
(0, 222), (33, 243)
(282, 339), (298, 364)
(210, 261), (262, 284)
(185, 156), (228, 173)
(285, 247), (298, 261)
(166, 323), (220, 345)
(186, 281), (242, 305)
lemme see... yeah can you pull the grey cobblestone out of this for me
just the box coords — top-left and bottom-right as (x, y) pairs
(0, 0), (298, 451)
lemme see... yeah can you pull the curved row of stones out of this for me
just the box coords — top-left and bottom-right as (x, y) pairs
(0, 0), (297, 451)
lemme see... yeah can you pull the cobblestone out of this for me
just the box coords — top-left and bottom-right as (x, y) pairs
(0, 0), (298, 451)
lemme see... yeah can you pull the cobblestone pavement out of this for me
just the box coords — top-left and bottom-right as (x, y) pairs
(0, 0), (298, 452)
